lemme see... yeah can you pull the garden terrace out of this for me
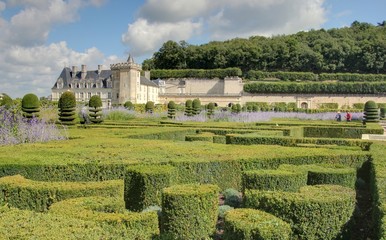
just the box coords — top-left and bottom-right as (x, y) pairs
(0, 120), (384, 239)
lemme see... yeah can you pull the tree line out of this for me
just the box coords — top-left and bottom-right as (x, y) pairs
(143, 21), (386, 74)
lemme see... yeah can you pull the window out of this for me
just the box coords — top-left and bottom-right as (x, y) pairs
(108, 92), (112, 99)
(88, 92), (91, 99)
(116, 93), (119, 99)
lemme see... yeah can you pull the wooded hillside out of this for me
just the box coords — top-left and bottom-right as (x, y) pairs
(143, 21), (386, 74)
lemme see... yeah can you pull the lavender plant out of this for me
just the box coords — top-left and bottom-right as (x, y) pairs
(0, 106), (68, 145)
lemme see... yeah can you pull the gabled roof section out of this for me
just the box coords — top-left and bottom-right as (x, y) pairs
(140, 76), (158, 87)
(52, 67), (72, 89)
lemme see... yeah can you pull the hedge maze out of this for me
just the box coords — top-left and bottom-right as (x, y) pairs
(0, 120), (385, 239)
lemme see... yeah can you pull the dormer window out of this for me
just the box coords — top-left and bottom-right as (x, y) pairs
(57, 79), (63, 89)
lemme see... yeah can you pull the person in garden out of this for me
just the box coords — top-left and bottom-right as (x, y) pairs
(335, 111), (342, 122)
(345, 111), (352, 122)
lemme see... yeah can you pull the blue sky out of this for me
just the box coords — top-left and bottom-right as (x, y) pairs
(0, 0), (385, 98)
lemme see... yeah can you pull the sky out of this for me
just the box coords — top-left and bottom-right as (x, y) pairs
(0, 0), (385, 98)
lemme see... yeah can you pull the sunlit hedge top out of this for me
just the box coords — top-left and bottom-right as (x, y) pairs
(22, 93), (39, 109)
(89, 95), (102, 108)
(150, 68), (242, 79)
(58, 91), (76, 109)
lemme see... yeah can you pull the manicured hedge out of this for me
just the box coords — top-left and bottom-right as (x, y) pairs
(124, 165), (175, 212)
(319, 73), (386, 82)
(127, 128), (196, 141)
(49, 196), (159, 239)
(247, 70), (318, 81)
(223, 208), (292, 240)
(244, 185), (356, 240)
(242, 169), (307, 192)
(185, 132), (214, 142)
(369, 142), (386, 240)
(303, 124), (384, 138)
(244, 82), (386, 94)
(161, 184), (219, 239)
(279, 164), (357, 188)
(0, 175), (123, 211)
(0, 205), (126, 239)
(226, 134), (373, 150)
(150, 68), (242, 79)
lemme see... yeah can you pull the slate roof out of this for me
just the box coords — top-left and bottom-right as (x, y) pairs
(140, 76), (159, 87)
(52, 67), (112, 89)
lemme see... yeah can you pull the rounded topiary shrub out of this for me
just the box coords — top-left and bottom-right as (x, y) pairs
(185, 99), (193, 116)
(124, 165), (175, 212)
(223, 208), (292, 240)
(145, 101), (154, 113)
(88, 95), (103, 124)
(21, 93), (40, 118)
(0, 93), (13, 109)
(192, 98), (201, 115)
(58, 91), (76, 125)
(161, 184), (219, 239)
(167, 101), (176, 119)
(207, 102), (215, 117)
(244, 185), (356, 240)
(364, 100), (379, 123)
(242, 169), (307, 193)
(222, 188), (242, 208)
(380, 107), (386, 119)
(124, 101), (133, 110)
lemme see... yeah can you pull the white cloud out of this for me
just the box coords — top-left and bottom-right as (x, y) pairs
(122, 18), (201, 57)
(122, 0), (327, 58)
(0, 41), (118, 98)
(0, 0), (117, 98)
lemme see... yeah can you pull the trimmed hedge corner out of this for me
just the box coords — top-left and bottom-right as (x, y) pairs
(0, 175), (123, 211)
(223, 208), (292, 240)
(49, 196), (159, 239)
(161, 184), (219, 239)
(242, 169), (307, 193)
(124, 165), (175, 212)
(244, 185), (356, 240)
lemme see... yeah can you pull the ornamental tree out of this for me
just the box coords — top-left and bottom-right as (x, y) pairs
(58, 91), (76, 125)
(22, 93), (40, 119)
(88, 95), (103, 124)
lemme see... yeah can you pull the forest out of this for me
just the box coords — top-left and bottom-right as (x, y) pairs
(143, 21), (386, 74)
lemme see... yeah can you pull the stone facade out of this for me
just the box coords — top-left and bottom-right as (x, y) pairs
(52, 56), (386, 109)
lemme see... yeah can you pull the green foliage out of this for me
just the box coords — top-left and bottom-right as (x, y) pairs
(318, 103), (339, 109)
(381, 107), (386, 119)
(21, 93), (40, 118)
(364, 100), (380, 122)
(58, 92), (76, 125)
(161, 184), (219, 239)
(150, 68), (242, 79)
(244, 82), (386, 94)
(242, 169), (307, 193)
(0, 205), (126, 239)
(218, 205), (234, 218)
(0, 93), (13, 109)
(167, 101), (176, 119)
(123, 101), (134, 110)
(223, 208), (292, 240)
(207, 102), (215, 117)
(185, 132), (214, 142)
(0, 175), (123, 211)
(247, 70), (318, 81)
(124, 165), (175, 212)
(222, 188), (242, 208)
(145, 101), (155, 113)
(244, 185), (356, 240)
(192, 98), (201, 115)
(89, 95), (102, 108)
(185, 99), (193, 116)
(50, 196), (159, 239)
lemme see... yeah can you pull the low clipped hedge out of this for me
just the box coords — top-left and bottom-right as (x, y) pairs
(150, 67), (242, 79)
(185, 132), (214, 142)
(161, 184), (219, 239)
(279, 164), (357, 188)
(127, 128), (196, 141)
(0, 175), (123, 211)
(0, 205), (126, 239)
(303, 125), (384, 139)
(242, 169), (307, 193)
(223, 208), (292, 240)
(49, 196), (159, 239)
(244, 185), (356, 240)
(226, 134), (372, 150)
(369, 142), (386, 240)
(124, 165), (175, 212)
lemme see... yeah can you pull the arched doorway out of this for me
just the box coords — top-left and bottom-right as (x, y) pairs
(300, 102), (308, 109)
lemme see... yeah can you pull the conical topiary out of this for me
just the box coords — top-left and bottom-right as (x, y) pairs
(89, 95), (103, 124)
(22, 93), (40, 119)
(58, 91), (76, 125)
(192, 98), (201, 115)
(185, 100), (193, 116)
(363, 100), (379, 123)
(167, 101), (176, 119)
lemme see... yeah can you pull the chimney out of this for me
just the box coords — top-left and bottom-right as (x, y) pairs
(81, 65), (87, 79)
(98, 65), (102, 75)
(72, 66), (78, 78)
